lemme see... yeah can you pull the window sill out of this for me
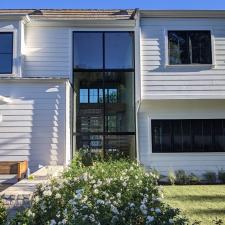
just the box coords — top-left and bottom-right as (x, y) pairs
(165, 64), (215, 69)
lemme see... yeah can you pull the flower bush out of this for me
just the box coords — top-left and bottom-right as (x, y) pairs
(10, 158), (189, 225)
(0, 199), (7, 225)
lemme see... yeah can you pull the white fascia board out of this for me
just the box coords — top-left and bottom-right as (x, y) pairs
(0, 14), (30, 23)
(140, 10), (225, 18)
(27, 19), (136, 28)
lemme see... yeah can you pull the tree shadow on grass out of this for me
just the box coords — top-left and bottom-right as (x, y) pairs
(189, 208), (225, 216)
(167, 195), (225, 202)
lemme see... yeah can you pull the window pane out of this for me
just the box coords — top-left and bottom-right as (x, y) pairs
(73, 33), (103, 69)
(79, 89), (88, 103)
(0, 54), (12, 73)
(0, 33), (13, 53)
(173, 120), (182, 152)
(182, 120), (192, 152)
(168, 31), (189, 64)
(105, 135), (135, 159)
(105, 72), (135, 132)
(190, 31), (212, 64)
(76, 134), (103, 154)
(105, 32), (134, 69)
(152, 119), (225, 153)
(168, 31), (212, 65)
(89, 89), (98, 103)
(74, 72), (104, 133)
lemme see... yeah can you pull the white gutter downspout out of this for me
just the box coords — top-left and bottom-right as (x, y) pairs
(134, 9), (142, 163)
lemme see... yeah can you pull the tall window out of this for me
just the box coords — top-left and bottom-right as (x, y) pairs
(73, 32), (135, 158)
(152, 119), (225, 153)
(168, 31), (212, 65)
(0, 32), (13, 74)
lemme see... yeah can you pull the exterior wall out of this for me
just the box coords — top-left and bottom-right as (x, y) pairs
(23, 23), (71, 78)
(138, 100), (225, 175)
(141, 18), (225, 99)
(0, 80), (68, 172)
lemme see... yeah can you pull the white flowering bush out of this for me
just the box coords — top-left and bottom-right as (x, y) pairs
(10, 159), (189, 225)
(0, 199), (7, 225)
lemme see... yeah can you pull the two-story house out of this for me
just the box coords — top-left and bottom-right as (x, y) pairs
(0, 9), (224, 176)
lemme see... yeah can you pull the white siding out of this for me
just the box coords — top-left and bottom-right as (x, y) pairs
(138, 100), (225, 175)
(0, 80), (67, 172)
(141, 18), (225, 99)
(23, 24), (71, 78)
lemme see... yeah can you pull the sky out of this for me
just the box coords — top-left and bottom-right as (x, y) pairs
(0, 0), (225, 10)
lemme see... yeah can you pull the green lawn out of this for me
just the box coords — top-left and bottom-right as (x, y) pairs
(163, 185), (225, 225)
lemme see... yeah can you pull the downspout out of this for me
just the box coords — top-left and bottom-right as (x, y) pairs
(134, 9), (142, 163)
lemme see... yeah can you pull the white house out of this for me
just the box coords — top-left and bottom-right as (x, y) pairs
(0, 9), (224, 175)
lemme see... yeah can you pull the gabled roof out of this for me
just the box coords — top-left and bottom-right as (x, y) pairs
(0, 9), (136, 20)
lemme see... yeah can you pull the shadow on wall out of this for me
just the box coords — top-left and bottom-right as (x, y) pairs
(0, 83), (65, 173)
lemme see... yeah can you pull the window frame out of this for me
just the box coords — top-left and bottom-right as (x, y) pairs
(150, 118), (225, 153)
(0, 31), (15, 75)
(72, 31), (136, 157)
(165, 28), (215, 67)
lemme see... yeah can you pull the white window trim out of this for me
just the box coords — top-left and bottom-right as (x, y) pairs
(164, 27), (216, 68)
(0, 29), (18, 76)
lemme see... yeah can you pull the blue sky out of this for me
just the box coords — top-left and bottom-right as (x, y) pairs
(0, 0), (225, 10)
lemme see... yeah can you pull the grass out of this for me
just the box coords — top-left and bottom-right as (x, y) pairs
(163, 185), (225, 225)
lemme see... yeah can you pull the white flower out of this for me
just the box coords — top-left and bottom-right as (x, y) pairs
(50, 219), (56, 225)
(122, 182), (127, 187)
(146, 216), (154, 222)
(55, 193), (61, 199)
(116, 193), (121, 198)
(75, 193), (82, 200)
(140, 204), (147, 215)
(94, 189), (99, 194)
(43, 190), (52, 197)
(155, 208), (161, 214)
(169, 219), (174, 224)
(96, 199), (105, 205)
(111, 205), (119, 214)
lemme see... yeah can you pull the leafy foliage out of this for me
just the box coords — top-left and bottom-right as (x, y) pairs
(0, 199), (7, 225)
(10, 158), (189, 225)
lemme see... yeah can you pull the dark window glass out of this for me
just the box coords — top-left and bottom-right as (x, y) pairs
(168, 31), (212, 65)
(105, 72), (135, 133)
(105, 32), (134, 69)
(0, 33), (13, 74)
(152, 119), (225, 153)
(73, 31), (135, 158)
(73, 32), (103, 69)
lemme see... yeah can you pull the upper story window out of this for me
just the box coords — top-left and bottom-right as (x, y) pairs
(168, 31), (212, 65)
(0, 32), (13, 74)
(73, 32), (134, 70)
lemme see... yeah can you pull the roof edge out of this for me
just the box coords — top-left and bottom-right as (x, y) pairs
(140, 10), (225, 18)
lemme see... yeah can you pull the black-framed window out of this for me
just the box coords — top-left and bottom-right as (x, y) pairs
(73, 31), (135, 158)
(152, 119), (225, 153)
(0, 32), (13, 74)
(168, 31), (212, 65)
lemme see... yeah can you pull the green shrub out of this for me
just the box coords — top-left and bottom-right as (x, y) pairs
(203, 171), (217, 183)
(218, 170), (225, 184)
(168, 170), (176, 185)
(188, 173), (200, 185)
(0, 199), (7, 225)
(10, 159), (189, 225)
(175, 170), (190, 185)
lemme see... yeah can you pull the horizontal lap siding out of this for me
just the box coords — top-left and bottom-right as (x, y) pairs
(138, 100), (225, 175)
(24, 25), (70, 78)
(141, 18), (225, 99)
(0, 82), (66, 171)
